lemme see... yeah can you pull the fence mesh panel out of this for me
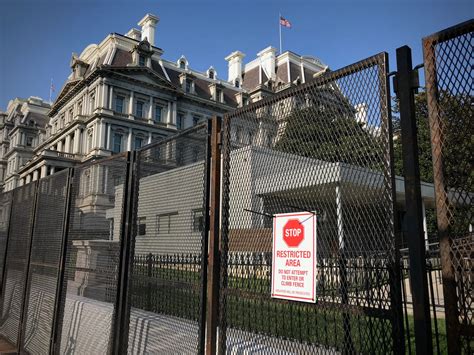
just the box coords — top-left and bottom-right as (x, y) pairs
(0, 182), (37, 347)
(219, 53), (402, 354)
(55, 155), (128, 354)
(0, 191), (13, 289)
(423, 20), (473, 354)
(21, 170), (69, 354)
(126, 124), (209, 354)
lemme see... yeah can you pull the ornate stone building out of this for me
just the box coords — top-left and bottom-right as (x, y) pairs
(1, 13), (328, 191)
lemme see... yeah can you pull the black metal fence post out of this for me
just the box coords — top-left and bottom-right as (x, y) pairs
(112, 151), (137, 354)
(50, 167), (75, 354)
(205, 116), (222, 355)
(147, 252), (153, 311)
(395, 45), (433, 354)
(198, 118), (212, 354)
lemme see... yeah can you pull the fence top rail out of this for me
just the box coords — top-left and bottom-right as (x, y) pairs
(422, 18), (473, 46)
(137, 121), (209, 152)
(224, 51), (388, 120)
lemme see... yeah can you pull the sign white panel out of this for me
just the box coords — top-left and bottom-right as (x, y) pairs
(271, 212), (317, 303)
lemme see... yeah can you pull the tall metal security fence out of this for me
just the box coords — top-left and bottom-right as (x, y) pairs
(423, 20), (473, 354)
(0, 19), (470, 355)
(53, 155), (129, 354)
(218, 53), (403, 354)
(124, 124), (210, 354)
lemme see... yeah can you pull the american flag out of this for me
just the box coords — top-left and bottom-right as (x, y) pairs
(280, 16), (292, 28)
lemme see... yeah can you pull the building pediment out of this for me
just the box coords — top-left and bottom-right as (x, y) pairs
(102, 66), (178, 92)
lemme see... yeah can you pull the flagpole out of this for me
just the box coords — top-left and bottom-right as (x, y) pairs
(49, 78), (53, 103)
(279, 13), (282, 54)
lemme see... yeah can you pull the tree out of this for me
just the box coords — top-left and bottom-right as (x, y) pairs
(274, 105), (382, 169)
(393, 91), (473, 238)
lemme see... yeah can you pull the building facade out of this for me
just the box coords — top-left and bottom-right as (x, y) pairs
(1, 13), (328, 191)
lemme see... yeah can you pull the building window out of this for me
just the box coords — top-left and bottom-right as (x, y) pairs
(235, 79), (240, 88)
(156, 212), (178, 234)
(193, 148), (200, 162)
(154, 105), (162, 123)
(192, 209), (204, 232)
(139, 55), (146, 66)
(26, 136), (34, 147)
(78, 102), (83, 115)
(109, 218), (114, 240)
(179, 60), (186, 69)
(177, 114), (184, 130)
(115, 96), (124, 113)
(193, 116), (200, 126)
(185, 79), (193, 93)
(209, 70), (215, 79)
(136, 100), (144, 118)
(113, 133), (123, 153)
(88, 130), (94, 150)
(216, 89), (222, 102)
(68, 108), (74, 122)
(134, 136), (143, 150)
(138, 217), (146, 236)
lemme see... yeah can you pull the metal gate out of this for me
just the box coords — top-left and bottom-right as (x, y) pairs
(218, 53), (403, 354)
(423, 20), (473, 354)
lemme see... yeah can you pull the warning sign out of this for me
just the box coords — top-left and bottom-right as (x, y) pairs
(271, 212), (317, 303)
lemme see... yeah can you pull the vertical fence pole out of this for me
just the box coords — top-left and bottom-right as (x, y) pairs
(380, 52), (405, 354)
(50, 167), (74, 354)
(423, 35), (460, 355)
(395, 45), (433, 354)
(205, 116), (222, 355)
(198, 119), (212, 354)
(17, 180), (40, 352)
(112, 151), (137, 354)
(0, 191), (15, 298)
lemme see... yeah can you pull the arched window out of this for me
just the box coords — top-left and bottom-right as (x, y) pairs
(179, 60), (186, 69)
(209, 70), (215, 79)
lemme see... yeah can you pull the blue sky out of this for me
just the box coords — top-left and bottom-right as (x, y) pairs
(0, 0), (472, 110)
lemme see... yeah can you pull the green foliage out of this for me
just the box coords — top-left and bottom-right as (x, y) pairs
(274, 105), (381, 169)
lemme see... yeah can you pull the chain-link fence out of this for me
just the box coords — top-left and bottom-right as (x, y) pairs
(125, 124), (210, 354)
(423, 19), (473, 354)
(218, 52), (403, 354)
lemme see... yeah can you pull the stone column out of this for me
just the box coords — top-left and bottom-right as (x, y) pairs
(107, 124), (112, 150)
(167, 102), (172, 124)
(40, 165), (48, 178)
(26, 175), (31, 184)
(65, 135), (71, 153)
(101, 81), (108, 108)
(32, 170), (39, 181)
(148, 131), (152, 144)
(129, 92), (134, 115)
(149, 96), (154, 121)
(50, 166), (56, 175)
(73, 128), (81, 154)
(96, 120), (103, 149)
(109, 85), (114, 110)
(127, 128), (132, 151)
(57, 140), (63, 152)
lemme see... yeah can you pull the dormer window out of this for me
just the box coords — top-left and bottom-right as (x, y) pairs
(185, 79), (193, 93)
(216, 89), (223, 103)
(209, 70), (215, 79)
(235, 79), (240, 88)
(131, 40), (153, 67)
(179, 60), (186, 69)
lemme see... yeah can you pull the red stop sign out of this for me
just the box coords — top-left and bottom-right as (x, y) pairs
(283, 219), (304, 247)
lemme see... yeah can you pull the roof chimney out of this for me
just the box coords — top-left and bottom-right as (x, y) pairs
(138, 13), (159, 46)
(258, 46), (277, 81)
(225, 51), (245, 84)
(125, 28), (142, 41)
